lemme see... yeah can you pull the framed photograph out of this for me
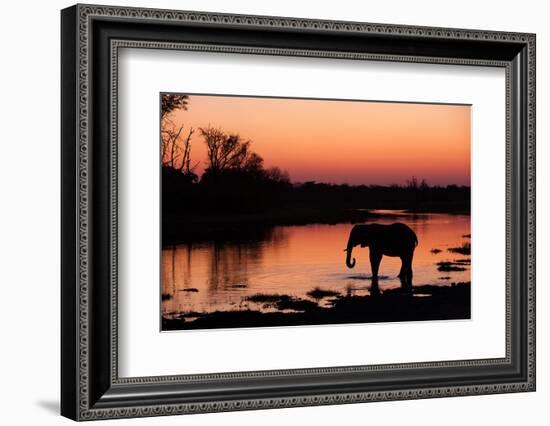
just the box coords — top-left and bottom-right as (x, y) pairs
(61, 4), (536, 421)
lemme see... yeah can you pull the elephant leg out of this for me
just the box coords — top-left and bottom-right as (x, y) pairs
(369, 251), (382, 295)
(400, 253), (413, 292)
(408, 259), (413, 288)
(398, 264), (405, 278)
(408, 251), (415, 288)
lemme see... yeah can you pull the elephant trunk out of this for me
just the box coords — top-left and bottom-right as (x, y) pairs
(345, 240), (356, 268)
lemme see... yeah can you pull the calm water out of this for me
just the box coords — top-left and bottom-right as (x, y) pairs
(162, 211), (470, 318)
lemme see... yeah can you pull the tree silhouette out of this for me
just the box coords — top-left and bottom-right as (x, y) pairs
(264, 166), (290, 184)
(406, 176), (428, 190)
(161, 122), (196, 175)
(161, 94), (196, 180)
(161, 94), (189, 118)
(200, 126), (261, 176)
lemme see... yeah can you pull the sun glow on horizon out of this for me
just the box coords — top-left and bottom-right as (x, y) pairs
(165, 94), (471, 187)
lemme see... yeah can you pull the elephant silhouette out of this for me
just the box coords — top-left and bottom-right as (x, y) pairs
(345, 223), (418, 294)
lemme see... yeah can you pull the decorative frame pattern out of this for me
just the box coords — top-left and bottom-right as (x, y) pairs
(61, 4), (535, 421)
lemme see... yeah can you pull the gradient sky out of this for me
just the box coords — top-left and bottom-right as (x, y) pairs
(165, 94), (471, 186)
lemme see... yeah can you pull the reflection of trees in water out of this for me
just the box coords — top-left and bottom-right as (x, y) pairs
(207, 227), (288, 293)
(406, 216), (430, 241)
(182, 245), (193, 288)
(163, 227), (289, 300)
(163, 245), (193, 295)
(410, 214), (470, 246)
(208, 244), (249, 292)
(171, 247), (176, 294)
(379, 213), (470, 243)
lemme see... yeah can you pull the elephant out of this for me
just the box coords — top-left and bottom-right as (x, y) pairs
(344, 223), (418, 294)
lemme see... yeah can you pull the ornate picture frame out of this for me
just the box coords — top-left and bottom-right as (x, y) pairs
(61, 4), (535, 421)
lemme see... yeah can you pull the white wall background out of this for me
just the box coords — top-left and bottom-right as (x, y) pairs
(0, 0), (546, 424)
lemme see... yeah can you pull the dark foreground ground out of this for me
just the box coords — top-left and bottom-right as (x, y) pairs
(162, 282), (471, 331)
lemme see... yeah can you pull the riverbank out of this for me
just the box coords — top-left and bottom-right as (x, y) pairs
(162, 282), (471, 331)
(162, 207), (470, 244)
(162, 207), (380, 244)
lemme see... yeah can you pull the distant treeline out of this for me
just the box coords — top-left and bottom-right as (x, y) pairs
(163, 167), (470, 218)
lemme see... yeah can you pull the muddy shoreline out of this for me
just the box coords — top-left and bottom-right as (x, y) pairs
(162, 282), (471, 331)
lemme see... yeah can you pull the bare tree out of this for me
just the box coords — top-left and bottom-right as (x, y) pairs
(160, 94), (197, 175)
(178, 128), (196, 174)
(241, 152), (264, 174)
(406, 176), (419, 190)
(161, 119), (196, 174)
(199, 126), (260, 174)
(406, 176), (429, 190)
(161, 94), (189, 118)
(264, 166), (290, 184)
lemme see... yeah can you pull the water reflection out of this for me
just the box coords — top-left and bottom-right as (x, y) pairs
(162, 211), (470, 318)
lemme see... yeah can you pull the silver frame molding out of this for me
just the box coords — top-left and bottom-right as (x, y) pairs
(61, 4), (536, 421)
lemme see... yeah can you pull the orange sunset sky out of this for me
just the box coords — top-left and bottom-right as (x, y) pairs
(165, 94), (471, 186)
